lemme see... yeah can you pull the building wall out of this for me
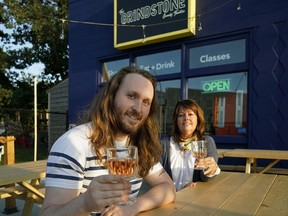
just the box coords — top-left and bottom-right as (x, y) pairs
(68, 0), (288, 167)
(47, 79), (68, 149)
(69, 1), (120, 120)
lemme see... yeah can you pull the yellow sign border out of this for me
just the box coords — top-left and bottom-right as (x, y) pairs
(114, 0), (196, 50)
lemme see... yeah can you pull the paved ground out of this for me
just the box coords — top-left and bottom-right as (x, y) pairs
(0, 200), (41, 216)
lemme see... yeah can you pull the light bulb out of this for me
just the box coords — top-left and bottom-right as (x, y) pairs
(237, 3), (241, 11)
(198, 22), (202, 31)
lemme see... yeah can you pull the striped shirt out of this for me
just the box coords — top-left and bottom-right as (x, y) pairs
(45, 123), (162, 214)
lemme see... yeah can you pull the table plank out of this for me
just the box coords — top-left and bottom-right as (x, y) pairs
(0, 160), (46, 186)
(139, 172), (251, 216)
(213, 174), (276, 216)
(217, 149), (233, 158)
(137, 172), (288, 216)
(138, 172), (233, 216)
(0, 160), (47, 215)
(173, 172), (251, 216)
(171, 172), (235, 216)
(255, 175), (288, 216)
(222, 149), (288, 160)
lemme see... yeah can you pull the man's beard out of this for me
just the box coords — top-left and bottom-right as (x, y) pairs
(115, 108), (144, 135)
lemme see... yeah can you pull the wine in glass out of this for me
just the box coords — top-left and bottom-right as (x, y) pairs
(106, 146), (138, 205)
(191, 140), (207, 170)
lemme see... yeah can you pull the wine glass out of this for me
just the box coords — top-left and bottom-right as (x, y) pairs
(106, 146), (138, 205)
(191, 140), (207, 170)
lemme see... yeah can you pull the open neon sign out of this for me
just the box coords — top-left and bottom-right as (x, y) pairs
(202, 79), (231, 93)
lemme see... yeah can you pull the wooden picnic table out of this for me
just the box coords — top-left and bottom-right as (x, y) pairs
(219, 148), (288, 173)
(217, 148), (231, 158)
(0, 160), (46, 215)
(138, 171), (288, 216)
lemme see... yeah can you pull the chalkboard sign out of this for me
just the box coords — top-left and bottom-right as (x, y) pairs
(114, 0), (196, 50)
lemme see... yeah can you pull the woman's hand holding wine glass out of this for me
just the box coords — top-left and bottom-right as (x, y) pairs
(191, 141), (219, 176)
(191, 141), (208, 170)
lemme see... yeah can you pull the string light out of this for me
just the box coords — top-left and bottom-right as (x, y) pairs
(56, 0), (240, 33)
(237, 3), (242, 11)
(141, 25), (147, 43)
(197, 22), (203, 31)
(1, 0), (242, 34)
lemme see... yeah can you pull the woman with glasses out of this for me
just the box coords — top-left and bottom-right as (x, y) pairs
(160, 99), (221, 191)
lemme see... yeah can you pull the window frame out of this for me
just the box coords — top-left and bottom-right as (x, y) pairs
(97, 34), (250, 145)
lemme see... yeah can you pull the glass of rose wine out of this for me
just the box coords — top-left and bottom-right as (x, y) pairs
(106, 146), (138, 205)
(191, 140), (207, 170)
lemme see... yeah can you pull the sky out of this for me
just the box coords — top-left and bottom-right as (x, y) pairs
(0, 23), (44, 78)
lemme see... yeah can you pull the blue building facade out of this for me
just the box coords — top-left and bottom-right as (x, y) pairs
(68, 0), (288, 168)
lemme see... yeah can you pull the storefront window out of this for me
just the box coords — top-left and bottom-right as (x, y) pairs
(157, 80), (181, 135)
(101, 59), (129, 82)
(135, 50), (181, 134)
(100, 39), (247, 139)
(188, 72), (247, 136)
(135, 49), (181, 75)
(189, 39), (246, 69)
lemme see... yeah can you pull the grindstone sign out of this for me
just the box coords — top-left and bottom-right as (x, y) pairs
(114, 0), (196, 50)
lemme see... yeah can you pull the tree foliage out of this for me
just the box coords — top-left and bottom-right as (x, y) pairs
(0, 85), (12, 107)
(0, 0), (68, 109)
(1, 0), (69, 83)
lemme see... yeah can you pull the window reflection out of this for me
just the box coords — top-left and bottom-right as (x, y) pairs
(101, 59), (129, 82)
(188, 72), (247, 136)
(156, 80), (181, 134)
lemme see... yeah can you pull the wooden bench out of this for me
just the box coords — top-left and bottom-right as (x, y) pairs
(218, 148), (288, 173)
(0, 182), (45, 203)
(0, 186), (26, 199)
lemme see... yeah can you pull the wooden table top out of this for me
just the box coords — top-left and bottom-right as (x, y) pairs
(217, 149), (232, 158)
(138, 172), (288, 216)
(221, 149), (288, 160)
(0, 160), (46, 186)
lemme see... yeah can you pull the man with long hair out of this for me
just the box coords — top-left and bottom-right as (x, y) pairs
(41, 66), (176, 216)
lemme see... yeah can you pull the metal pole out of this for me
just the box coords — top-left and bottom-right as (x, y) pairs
(34, 77), (37, 161)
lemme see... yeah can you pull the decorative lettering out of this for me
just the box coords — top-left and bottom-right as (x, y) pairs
(119, 0), (186, 25)
(139, 60), (176, 71)
(200, 53), (231, 63)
